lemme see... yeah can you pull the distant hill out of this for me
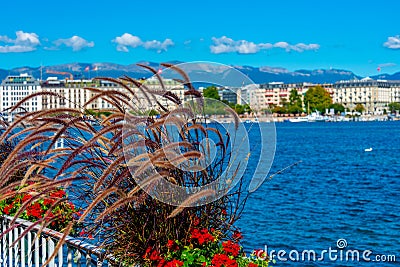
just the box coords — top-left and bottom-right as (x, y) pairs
(371, 72), (400, 80)
(1, 61), (392, 85)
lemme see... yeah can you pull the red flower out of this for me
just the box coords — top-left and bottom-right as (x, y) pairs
(190, 228), (215, 245)
(166, 240), (174, 248)
(43, 198), (55, 206)
(157, 259), (166, 267)
(211, 253), (238, 267)
(50, 190), (66, 199)
(149, 250), (162, 261)
(68, 202), (75, 211)
(222, 240), (240, 257)
(165, 259), (184, 267)
(221, 209), (227, 215)
(232, 231), (243, 241)
(22, 194), (32, 203)
(3, 204), (13, 215)
(193, 216), (200, 226)
(79, 229), (94, 239)
(248, 263), (258, 267)
(253, 249), (268, 260)
(166, 240), (178, 251)
(143, 246), (153, 259)
(27, 203), (43, 219)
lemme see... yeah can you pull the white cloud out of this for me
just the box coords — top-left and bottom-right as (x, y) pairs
(378, 62), (396, 68)
(114, 33), (141, 52)
(384, 36), (400, 49)
(210, 36), (319, 54)
(53, 36), (94, 51)
(143, 39), (174, 52)
(273, 41), (289, 50)
(113, 33), (174, 53)
(276, 42), (320, 52)
(0, 31), (40, 53)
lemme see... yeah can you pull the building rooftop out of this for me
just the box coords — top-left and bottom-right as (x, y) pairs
(1, 73), (39, 86)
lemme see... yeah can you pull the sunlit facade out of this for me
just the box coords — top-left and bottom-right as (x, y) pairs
(0, 74), (42, 122)
(333, 78), (400, 114)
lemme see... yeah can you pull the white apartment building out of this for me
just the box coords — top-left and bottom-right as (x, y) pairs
(0, 74), (42, 122)
(246, 84), (269, 112)
(41, 78), (119, 110)
(260, 82), (334, 108)
(333, 78), (400, 114)
(40, 76), (185, 112)
(141, 77), (185, 109)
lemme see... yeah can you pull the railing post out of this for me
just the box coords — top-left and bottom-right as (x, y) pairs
(34, 233), (39, 267)
(1, 219), (8, 266)
(58, 242), (63, 267)
(13, 227), (19, 266)
(8, 223), (13, 267)
(76, 249), (82, 267)
(86, 253), (92, 267)
(67, 246), (73, 267)
(20, 227), (26, 267)
(48, 237), (55, 267)
(42, 236), (47, 266)
(27, 231), (32, 267)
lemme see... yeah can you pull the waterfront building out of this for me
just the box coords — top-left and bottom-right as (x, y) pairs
(0, 73), (42, 122)
(333, 78), (400, 114)
(40, 78), (116, 110)
(141, 76), (185, 109)
(40, 76), (185, 112)
(246, 84), (269, 112)
(218, 87), (239, 105)
(259, 82), (334, 107)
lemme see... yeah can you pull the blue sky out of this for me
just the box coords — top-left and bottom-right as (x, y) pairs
(1, 0), (400, 76)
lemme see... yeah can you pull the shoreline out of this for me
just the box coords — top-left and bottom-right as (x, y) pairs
(208, 114), (399, 123)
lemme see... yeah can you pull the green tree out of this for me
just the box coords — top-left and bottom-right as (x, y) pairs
(243, 104), (251, 114)
(287, 89), (303, 114)
(388, 102), (400, 113)
(354, 103), (365, 114)
(289, 89), (302, 106)
(303, 86), (332, 114)
(234, 104), (245, 114)
(280, 97), (288, 109)
(272, 105), (287, 114)
(329, 103), (345, 114)
(233, 104), (251, 115)
(203, 86), (220, 100)
(287, 105), (303, 114)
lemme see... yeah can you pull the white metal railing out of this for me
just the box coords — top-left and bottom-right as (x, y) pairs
(0, 216), (116, 267)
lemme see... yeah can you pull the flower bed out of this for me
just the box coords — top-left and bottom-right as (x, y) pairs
(142, 222), (270, 267)
(0, 187), (80, 234)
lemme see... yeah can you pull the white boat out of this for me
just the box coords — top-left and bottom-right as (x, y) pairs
(288, 112), (327, 123)
(288, 116), (309, 123)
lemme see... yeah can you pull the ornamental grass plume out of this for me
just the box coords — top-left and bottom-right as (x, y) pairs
(0, 63), (252, 266)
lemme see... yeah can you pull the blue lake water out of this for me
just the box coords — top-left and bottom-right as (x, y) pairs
(237, 121), (400, 266)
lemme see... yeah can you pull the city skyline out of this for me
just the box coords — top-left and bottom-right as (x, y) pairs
(1, 0), (400, 76)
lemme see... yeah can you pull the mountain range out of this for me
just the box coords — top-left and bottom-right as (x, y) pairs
(1, 61), (400, 85)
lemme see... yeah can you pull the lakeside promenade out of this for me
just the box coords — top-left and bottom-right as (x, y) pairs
(210, 114), (398, 123)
